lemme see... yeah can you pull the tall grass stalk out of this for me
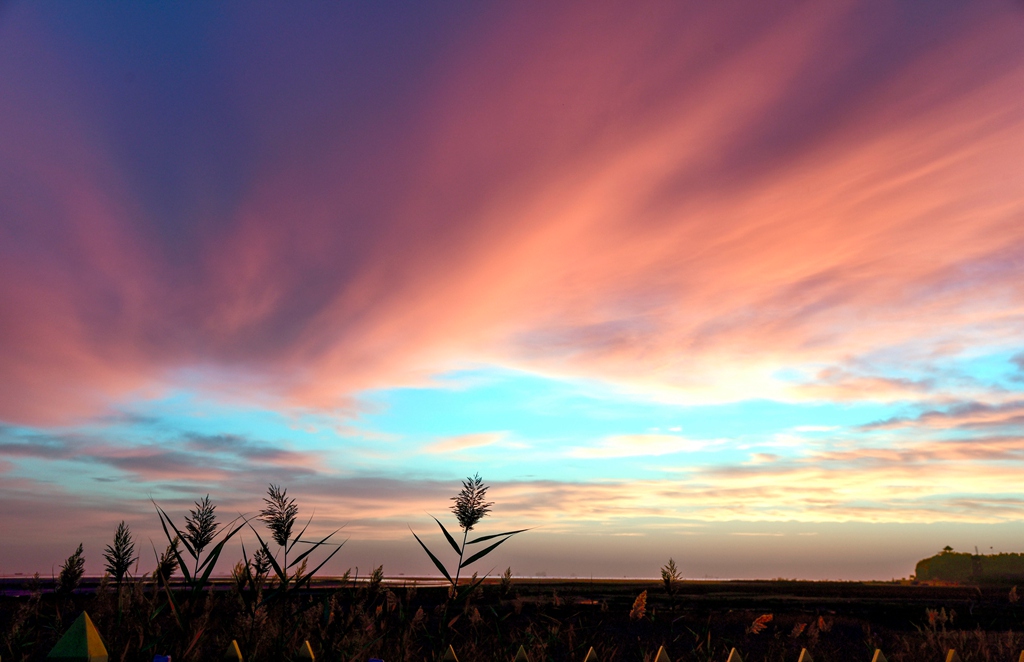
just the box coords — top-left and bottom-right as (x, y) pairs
(243, 483), (345, 660)
(411, 474), (526, 602)
(661, 557), (681, 611)
(103, 520), (137, 589)
(56, 543), (84, 596)
(183, 495), (219, 577)
(246, 483), (344, 598)
(153, 495), (245, 660)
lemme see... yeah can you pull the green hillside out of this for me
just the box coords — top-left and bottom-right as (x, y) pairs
(915, 547), (1024, 583)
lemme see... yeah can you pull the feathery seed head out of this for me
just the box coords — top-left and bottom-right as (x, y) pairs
(102, 520), (137, 585)
(450, 473), (494, 531)
(629, 590), (647, 620)
(259, 483), (298, 547)
(184, 494), (219, 556)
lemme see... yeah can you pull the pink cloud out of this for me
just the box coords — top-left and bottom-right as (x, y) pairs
(422, 432), (504, 455)
(865, 401), (1024, 431)
(1, 1), (1023, 424)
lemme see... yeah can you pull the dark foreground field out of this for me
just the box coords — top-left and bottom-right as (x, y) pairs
(4, 576), (1024, 662)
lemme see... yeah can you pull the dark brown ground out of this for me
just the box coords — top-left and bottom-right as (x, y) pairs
(3, 576), (1023, 662)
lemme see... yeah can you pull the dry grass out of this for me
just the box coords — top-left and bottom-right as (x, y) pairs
(4, 578), (1024, 662)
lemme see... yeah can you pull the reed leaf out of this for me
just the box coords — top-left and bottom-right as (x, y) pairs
(246, 522), (288, 585)
(410, 527), (453, 584)
(287, 511), (317, 555)
(460, 534), (517, 568)
(293, 540), (346, 591)
(433, 516), (463, 556)
(288, 529), (344, 569)
(193, 518), (245, 591)
(154, 504), (194, 586)
(466, 528), (530, 545)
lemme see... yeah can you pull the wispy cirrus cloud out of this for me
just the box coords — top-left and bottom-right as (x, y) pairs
(1, 2), (1023, 424)
(864, 401), (1024, 431)
(792, 368), (936, 403)
(0, 426), (323, 484)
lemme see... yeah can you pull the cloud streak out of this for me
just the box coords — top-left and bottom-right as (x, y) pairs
(1, 1), (1024, 577)
(422, 432), (505, 455)
(0, 2), (1022, 423)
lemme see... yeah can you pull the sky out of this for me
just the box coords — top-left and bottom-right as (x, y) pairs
(2, 1), (1024, 581)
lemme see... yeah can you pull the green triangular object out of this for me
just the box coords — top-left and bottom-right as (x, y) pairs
(513, 645), (529, 662)
(871, 650), (888, 662)
(582, 647), (598, 662)
(297, 640), (315, 660)
(653, 646), (671, 662)
(442, 645), (459, 662)
(224, 639), (243, 661)
(945, 651), (962, 662)
(797, 649), (812, 662)
(725, 648), (743, 662)
(47, 611), (108, 661)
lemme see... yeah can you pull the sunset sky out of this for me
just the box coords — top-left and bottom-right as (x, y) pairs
(2, 1), (1024, 581)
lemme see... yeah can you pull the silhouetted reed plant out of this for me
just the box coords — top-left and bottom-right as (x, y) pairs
(411, 474), (526, 601)
(243, 484), (344, 597)
(12, 481), (1024, 662)
(218, 484), (342, 660)
(102, 521), (137, 590)
(662, 557), (681, 611)
(56, 543), (84, 597)
(154, 494), (245, 659)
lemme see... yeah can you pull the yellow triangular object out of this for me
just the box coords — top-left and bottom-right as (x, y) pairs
(871, 650), (888, 662)
(582, 647), (598, 662)
(223, 639), (243, 661)
(442, 645), (459, 662)
(47, 611), (108, 661)
(725, 648), (743, 662)
(797, 649), (812, 662)
(653, 646), (671, 662)
(513, 645), (530, 662)
(1017, 651), (1024, 662)
(945, 651), (962, 662)
(297, 640), (315, 660)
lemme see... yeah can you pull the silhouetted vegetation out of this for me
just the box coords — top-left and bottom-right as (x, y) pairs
(6, 488), (1024, 661)
(6, 576), (1024, 661)
(915, 547), (1024, 583)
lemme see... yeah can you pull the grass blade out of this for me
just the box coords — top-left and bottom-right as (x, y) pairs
(460, 533), (517, 568)
(466, 528), (530, 545)
(287, 511), (316, 555)
(153, 503), (193, 585)
(456, 572), (488, 601)
(247, 521), (288, 584)
(433, 516), (462, 556)
(197, 514), (243, 574)
(294, 539), (346, 590)
(194, 519), (245, 591)
(410, 527), (453, 584)
(288, 528), (341, 569)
